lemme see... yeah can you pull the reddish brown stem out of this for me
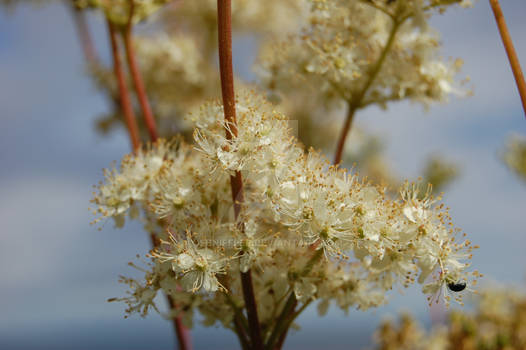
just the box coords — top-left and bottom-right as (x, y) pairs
(275, 327), (290, 350)
(123, 2), (159, 141)
(333, 104), (356, 165)
(217, 0), (238, 139)
(217, 1), (264, 349)
(107, 19), (141, 151)
(221, 278), (250, 350)
(239, 264), (264, 350)
(147, 232), (192, 350)
(233, 316), (250, 350)
(489, 0), (526, 118)
(167, 296), (192, 350)
(109, 17), (190, 350)
(127, 4), (190, 345)
(69, 3), (99, 67)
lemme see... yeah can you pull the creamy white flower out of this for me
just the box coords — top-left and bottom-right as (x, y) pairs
(93, 91), (477, 323)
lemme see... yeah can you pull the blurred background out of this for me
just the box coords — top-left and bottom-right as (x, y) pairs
(0, 1), (525, 349)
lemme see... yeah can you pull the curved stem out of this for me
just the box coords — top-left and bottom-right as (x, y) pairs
(265, 293), (297, 350)
(217, 1), (264, 349)
(275, 300), (313, 350)
(489, 0), (526, 118)
(359, 0), (394, 19)
(333, 102), (356, 165)
(223, 291), (250, 350)
(107, 19), (141, 151)
(123, 1), (159, 141)
(221, 277), (250, 349)
(233, 318), (251, 350)
(334, 19), (402, 165)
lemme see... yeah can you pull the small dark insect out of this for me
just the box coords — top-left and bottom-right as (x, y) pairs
(447, 281), (467, 292)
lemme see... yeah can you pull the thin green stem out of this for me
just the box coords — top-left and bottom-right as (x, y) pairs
(359, 0), (394, 19)
(333, 18), (402, 165)
(220, 277), (250, 349)
(233, 318), (251, 350)
(355, 19), (401, 104)
(274, 299), (314, 350)
(264, 292), (297, 350)
(291, 300), (313, 320)
(224, 291), (250, 340)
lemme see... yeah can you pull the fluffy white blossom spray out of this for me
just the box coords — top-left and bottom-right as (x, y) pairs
(90, 1), (479, 350)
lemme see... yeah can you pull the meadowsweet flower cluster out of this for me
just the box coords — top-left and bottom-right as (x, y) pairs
(92, 92), (477, 331)
(257, 0), (469, 109)
(80, 0), (461, 198)
(89, 0), (308, 140)
(375, 313), (448, 350)
(133, 35), (217, 123)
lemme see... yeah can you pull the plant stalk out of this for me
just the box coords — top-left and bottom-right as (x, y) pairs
(270, 13), (404, 350)
(333, 103), (357, 165)
(123, 1), (159, 141)
(217, 1), (264, 349)
(167, 296), (192, 350)
(107, 19), (141, 151)
(265, 249), (323, 350)
(333, 19), (401, 165)
(69, 3), (99, 67)
(489, 0), (526, 118)
(222, 278), (251, 349)
(275, 300), (313, 350)
(109, 15), (191, 350)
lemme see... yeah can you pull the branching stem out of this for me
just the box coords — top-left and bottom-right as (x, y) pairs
(333, 19), (402, 165)
(108, 13), (190, 349)
(224, 291), (251, 350)
(265, 249), (323, 350)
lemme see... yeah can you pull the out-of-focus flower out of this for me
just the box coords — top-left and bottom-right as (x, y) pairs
(373, 285), (526, 350)
(502, 133), (526, 182)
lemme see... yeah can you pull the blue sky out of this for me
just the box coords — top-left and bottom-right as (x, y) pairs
(0, 1), (525, 349)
